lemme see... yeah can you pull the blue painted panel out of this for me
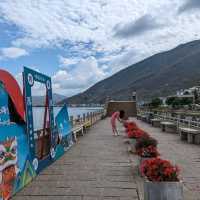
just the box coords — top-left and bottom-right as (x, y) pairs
(0, 124), (36, 200)
(0, 67), (75, 199)
(55, 105), (73, 156)
(23, 66), (55, 163)
(0, 124), (29, 171)
(55, 104), (72, 136)
(0, 83), (10, 123)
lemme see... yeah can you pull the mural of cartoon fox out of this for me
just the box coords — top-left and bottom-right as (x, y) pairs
(0, 137), (19, 200)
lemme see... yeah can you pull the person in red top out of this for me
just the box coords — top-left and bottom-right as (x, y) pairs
(111, 110), (125, 136)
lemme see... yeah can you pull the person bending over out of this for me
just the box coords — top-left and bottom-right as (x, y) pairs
(111, 110), (125, 136)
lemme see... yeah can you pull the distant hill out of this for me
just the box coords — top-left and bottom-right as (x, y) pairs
(32, 93), (66, 106)
(59, 40), (200, 104)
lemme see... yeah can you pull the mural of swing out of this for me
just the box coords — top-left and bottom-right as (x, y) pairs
(0, 67), (73, 200)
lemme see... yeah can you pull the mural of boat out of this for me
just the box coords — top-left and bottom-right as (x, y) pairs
(0, 67), (73, 200)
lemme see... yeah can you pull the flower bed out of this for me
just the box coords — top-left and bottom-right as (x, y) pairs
(140, 158), (180, 182)
(124, 121), (149, 139)
(135, 137), (159, 158)
(136, 145), (160, 158)
(124, 120), (183, 199)
(124, 121), (137, 129)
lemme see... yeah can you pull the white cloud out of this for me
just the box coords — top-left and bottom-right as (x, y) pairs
(1, 0), (200, 96)
(0, 0), (181, 53)
(0, 47), (28, 59)
(58, 56), (78, 69)
(52, 56), (107, 96)
(15, 72), (23, 90)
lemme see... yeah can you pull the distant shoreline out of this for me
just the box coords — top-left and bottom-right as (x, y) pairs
(33, 105), (104, 108)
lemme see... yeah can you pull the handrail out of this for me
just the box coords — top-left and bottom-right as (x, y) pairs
(153, 114), (200, 129)
(69, 109), (104, 127)
(139, 111), (200, 130)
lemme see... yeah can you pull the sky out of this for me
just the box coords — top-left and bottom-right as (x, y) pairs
(0, 0), (200, 97)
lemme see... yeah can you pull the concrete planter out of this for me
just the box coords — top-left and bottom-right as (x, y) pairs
(151, 119), (161, 127)
(130, 138), (137, 152)
(161, 122), (177, 134)
(144, 181), (183, 200)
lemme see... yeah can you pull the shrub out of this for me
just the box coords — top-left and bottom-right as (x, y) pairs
(136, 145), (160, 157)
(135, 137), (159, 157)
(150, 98), (163, 108)
(135, 137), (157, 150)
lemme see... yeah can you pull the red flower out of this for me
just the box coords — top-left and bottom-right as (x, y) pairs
(124, 121), (149, 139)
(136, 145), (160, 157)
(140, 158), (180, 182)
(126, 127), (149, 139)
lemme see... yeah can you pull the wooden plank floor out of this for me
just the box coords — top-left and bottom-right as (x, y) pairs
(135, 119), (200, 200)
(13, 119), (139, 200)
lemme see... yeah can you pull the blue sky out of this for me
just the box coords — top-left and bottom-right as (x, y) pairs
(0, 0), (200, 97)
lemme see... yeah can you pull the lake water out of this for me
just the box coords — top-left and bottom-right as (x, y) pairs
(32, 107), (103, 130)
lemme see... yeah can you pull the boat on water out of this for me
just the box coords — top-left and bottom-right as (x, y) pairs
(0, 67), (73, 200)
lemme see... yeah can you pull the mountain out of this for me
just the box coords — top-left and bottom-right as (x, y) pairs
(59, 40), (200, 104)
(32, 93), (66, 106)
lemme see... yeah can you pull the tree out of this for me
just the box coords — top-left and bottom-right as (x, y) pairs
(193, 89), (199, 104)
(166, 97), (176, 106)
(150, 98), (163, 108)
(180, 97), (193, 105)
(172, 98), (181, 108)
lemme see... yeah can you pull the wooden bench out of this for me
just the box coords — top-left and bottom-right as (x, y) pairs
(178, 127), (200, 144)
(150, 118), (161, 128)
(160, 121), (177, 133)
(71, 125), (84, 142)
(141, 115), (148, 122)
(137, 114), (142, 120)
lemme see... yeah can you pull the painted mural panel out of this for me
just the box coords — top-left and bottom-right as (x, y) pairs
(0, 124), (36, 200)
(0, 67), (73, 199)
(23, 67), (57, 172)
(55, 105), (73, 157)
(0, 84), (10, 124)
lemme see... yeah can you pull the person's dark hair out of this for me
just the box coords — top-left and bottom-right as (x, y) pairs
(119, 110), (125, 119)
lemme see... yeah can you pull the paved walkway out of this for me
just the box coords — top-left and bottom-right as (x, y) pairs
(13, 119), (140, 200)
(136, 119), (200, 200)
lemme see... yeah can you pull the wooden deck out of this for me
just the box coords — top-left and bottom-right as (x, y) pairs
(13, 119), (140, 200)
(13, 117), (200, 200)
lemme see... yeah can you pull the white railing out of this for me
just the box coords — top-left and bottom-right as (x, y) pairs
(69, 109), (105, 127)
(153, 113), (200, 129)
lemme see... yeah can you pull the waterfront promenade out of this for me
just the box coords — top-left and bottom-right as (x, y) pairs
(135, 119), (200, 200)
(13, 119), (140, 200)
(12, 117), (200, 200)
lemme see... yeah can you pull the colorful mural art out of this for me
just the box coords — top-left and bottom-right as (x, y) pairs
(0, 67), (73, 200)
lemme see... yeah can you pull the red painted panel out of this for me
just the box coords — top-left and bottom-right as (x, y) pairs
(0, 69), (25, 121)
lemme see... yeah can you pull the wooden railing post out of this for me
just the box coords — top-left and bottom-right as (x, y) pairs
(86, 112), (89, 122)
(93, 112), (96, 123)
(70, 115), (73, 125)
(90, 112), (93, 124)
(77, 115), (80, 125)
(83, 113), (86, 122)
(94, 112), (95, 121)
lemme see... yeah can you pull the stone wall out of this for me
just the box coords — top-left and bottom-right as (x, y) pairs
(106, 101), (137, 117)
